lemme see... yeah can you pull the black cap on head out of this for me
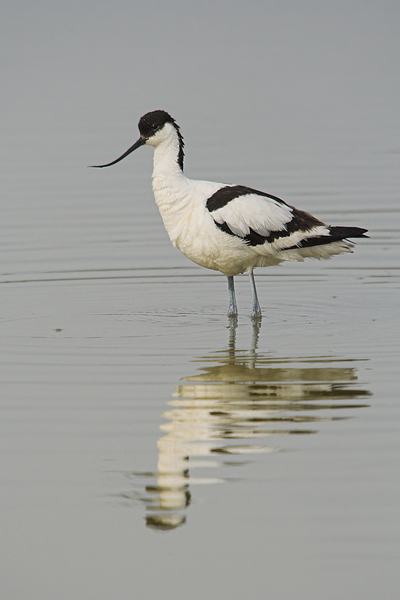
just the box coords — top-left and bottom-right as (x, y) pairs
(138, 110), (176, 138)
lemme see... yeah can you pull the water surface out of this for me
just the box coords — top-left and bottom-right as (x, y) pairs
(1, 2), (399, 599)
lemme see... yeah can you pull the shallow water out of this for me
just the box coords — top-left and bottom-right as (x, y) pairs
(2, 2), (400, 599)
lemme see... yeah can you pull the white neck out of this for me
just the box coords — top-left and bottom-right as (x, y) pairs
(150, 126), (189, 213)
(148, 125), (195, 246)
(152, 136), (183, 179)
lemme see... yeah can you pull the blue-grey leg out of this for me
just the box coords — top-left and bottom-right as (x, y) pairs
(249, 271), (262, 319)
(227, 275), (238, 317)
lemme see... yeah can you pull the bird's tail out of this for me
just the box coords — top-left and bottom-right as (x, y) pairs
(279, 226), (368, 261)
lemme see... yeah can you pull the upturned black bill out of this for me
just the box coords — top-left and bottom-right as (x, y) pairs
(90, 136), (146, 168)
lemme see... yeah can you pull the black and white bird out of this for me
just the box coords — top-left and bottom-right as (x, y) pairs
(92, 110), (368, 319)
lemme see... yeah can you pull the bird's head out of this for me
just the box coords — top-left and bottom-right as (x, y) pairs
(91, 110), (184, 170)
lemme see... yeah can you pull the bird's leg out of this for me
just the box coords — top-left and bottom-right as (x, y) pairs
(249, 271), (262, 320)
(227, 276), (238, 317)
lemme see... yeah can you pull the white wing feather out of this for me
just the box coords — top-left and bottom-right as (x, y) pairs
(211, 194), (294, 238)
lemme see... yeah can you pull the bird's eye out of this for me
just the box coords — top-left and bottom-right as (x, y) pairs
(152, 123), (158, 130)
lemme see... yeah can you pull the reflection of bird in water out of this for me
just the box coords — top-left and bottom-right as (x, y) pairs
(121, 324), (371, 530)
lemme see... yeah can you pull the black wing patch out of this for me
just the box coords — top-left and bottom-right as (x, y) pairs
(206, 185), (287, 212)
(214, 221), (269, 246)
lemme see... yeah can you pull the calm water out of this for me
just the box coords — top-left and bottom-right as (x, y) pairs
(2, 2), (399, 599)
